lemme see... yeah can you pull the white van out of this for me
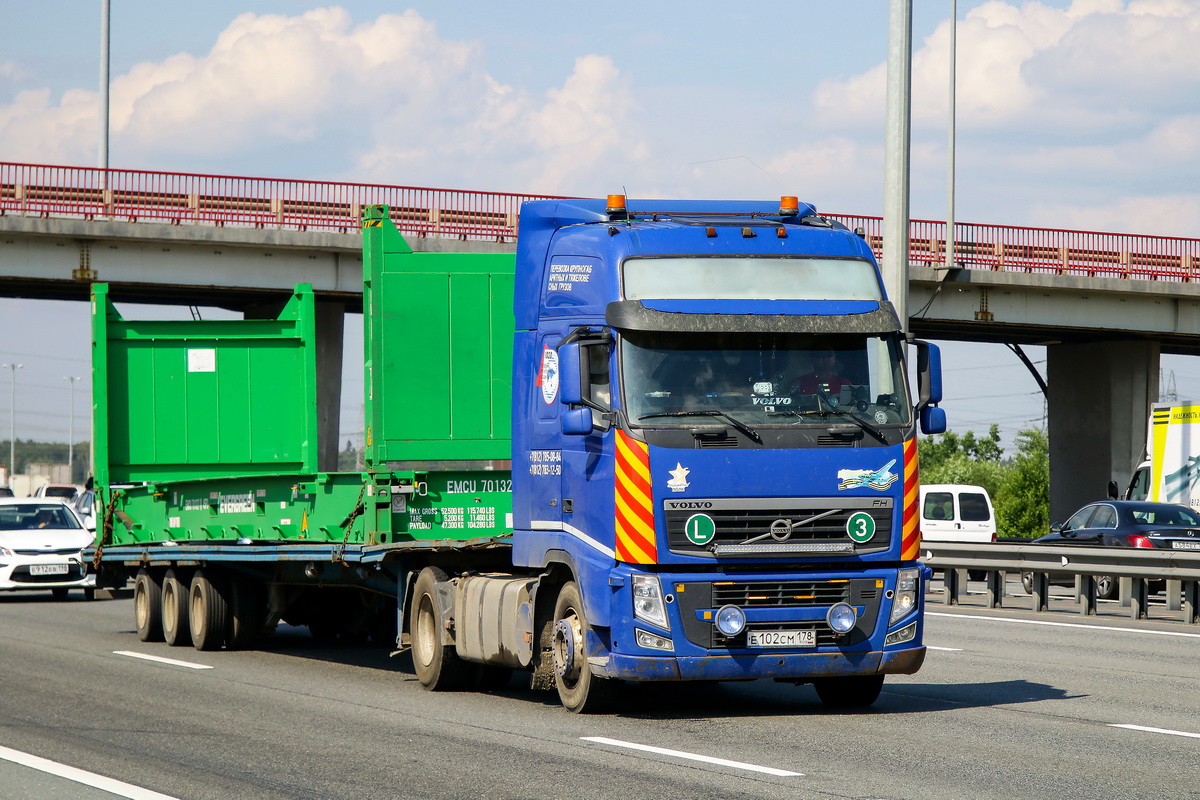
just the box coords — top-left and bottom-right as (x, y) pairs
(919, 484), (996, 543)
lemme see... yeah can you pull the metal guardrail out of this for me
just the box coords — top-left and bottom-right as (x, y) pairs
(922, 542), (1200, 623)
(2, 162), (1198, 278)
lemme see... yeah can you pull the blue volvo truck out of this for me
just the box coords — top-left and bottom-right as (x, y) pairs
(88, 195), (945, 713)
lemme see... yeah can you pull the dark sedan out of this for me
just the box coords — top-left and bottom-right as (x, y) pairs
(1021, 500), (1200, 599)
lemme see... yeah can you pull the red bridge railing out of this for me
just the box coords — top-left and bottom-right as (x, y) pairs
(3, 162), (1198, 281)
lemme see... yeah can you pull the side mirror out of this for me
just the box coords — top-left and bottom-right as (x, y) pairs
(1050, 522), (1063, 533)
(558, 342), (584, 406)
(915, 340), (943, 406)
(1106, 480), (1118, 500)
(920, 405), (947, 435)
(562, 406), (593, 436)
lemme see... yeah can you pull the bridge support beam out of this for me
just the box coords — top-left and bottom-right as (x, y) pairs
(1047, 340), (1159, 522)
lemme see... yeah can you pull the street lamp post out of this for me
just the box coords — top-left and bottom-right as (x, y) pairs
(2, 363), (22, 487)
(64, 376), (82, 482)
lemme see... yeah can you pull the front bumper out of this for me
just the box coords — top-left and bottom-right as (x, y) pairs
(597, 644), (926, 682)
(0, 557), (94, 592)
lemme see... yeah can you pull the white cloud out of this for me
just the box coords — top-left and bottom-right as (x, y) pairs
(0, 7), (644, 193)
(808, 0), (1200, 234)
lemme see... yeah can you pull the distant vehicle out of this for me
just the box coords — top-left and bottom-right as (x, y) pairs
(0, 487), (13, 498)
(919, 484), (996, 543)
(73, 487), (96, 532)
(1020, 500), (1200, 599)
(1114, 402), (1200, 510)
(0, 498), (95, 600)
(34, 484), (79, 503)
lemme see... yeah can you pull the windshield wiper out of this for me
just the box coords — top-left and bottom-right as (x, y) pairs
(639, 410), (763, 444)
(828, 409), (888, 444)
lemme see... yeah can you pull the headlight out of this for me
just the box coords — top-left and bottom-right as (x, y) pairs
(714, 604), (746, 636)
(890, 567), (920, 624)
(826, 602), (857, 634)
(0, 546), (12, 557)
(632, 574), (669, 630)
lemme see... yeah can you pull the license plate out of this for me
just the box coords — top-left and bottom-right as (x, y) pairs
(1172, 541), (1200, 550)
(30, 563), (70, 576)
(747, 629), (816, 648)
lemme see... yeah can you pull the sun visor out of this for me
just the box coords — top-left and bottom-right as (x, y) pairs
(604, 299), (901, 335)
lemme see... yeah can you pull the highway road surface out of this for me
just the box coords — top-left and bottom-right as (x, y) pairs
(1, 587), (1198, 800)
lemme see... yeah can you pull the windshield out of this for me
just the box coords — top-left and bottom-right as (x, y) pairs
(621, 331), (911, 431)
(0, 503), (83, 530)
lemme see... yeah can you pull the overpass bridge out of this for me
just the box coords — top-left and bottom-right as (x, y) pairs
(3, 162), (1199, 519)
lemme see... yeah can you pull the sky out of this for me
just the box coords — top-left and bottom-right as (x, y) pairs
(1, 0), (1199, 462)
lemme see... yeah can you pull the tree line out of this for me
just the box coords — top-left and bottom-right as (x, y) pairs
(1, 439), (92, 484)
(918, 425), (1049, 539)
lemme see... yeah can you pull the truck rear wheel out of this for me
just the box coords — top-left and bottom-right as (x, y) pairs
(410, 566), (470, 690)
(134, 569), (164, 642)
(552, 581), (617, 713)
(812, 675), (884, 709)
(189, 569), (229, 651)
(161, 568), (191, 647)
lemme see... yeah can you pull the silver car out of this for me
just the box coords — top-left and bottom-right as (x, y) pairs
(0, 498), (95, 600)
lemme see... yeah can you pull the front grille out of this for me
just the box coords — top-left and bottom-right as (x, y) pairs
(712, 580), (850, 607)
(13, 547), (81, 556)
(664, 497), (893, 557)
(675, 577), (884, 650)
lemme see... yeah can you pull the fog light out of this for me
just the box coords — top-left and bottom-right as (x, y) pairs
(885, 621), (917, 646)
(826, 602), (857, 634)
(635, 629), (674, 651)
(714, 604), (746, 636)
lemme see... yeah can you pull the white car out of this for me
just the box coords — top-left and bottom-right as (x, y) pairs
(0, 498), (95, 599)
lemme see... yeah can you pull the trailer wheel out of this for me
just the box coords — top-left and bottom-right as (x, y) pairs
(161, 568), (191, 647)
(552, 581), (617, 713)
(812, 675), (884, 709)
(134, 569), (164, 642)
(227, 575), (265, 650)
(410, 566), (470, 691)
(189, 569), (229, 651)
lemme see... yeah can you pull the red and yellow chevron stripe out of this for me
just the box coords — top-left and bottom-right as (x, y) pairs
(901, 437), (920, 560)
(614, 429), (657, 564)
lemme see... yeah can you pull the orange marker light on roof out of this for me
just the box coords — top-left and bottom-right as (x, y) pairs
(606, 194), (627, 215)
(779, 196), (800, 216)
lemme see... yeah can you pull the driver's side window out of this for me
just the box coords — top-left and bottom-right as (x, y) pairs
(1064, 506), (1096, 531)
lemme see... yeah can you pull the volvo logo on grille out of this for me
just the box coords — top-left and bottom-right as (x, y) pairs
(666, 500), (713, 510)
(769, 519), (795, 541)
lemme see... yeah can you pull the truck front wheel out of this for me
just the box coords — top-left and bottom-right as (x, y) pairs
(552, 581), (616, 713)
(410, 566), (469, 690)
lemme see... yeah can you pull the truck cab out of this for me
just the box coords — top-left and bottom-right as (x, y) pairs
(503, 195), (944, 710)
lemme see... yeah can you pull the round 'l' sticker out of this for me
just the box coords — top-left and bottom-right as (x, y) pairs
(685, 513), (717, 545)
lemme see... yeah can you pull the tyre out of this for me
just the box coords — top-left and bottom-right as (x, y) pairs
(161, 568), (191, 647)
(227, 574), (265, 650)
(189, 569), (229, 651)
(552, 581), (617, 713)
(1096, 575), (1117, 600)
(813, 675), (884, 709)
(409, 566), (470, 690)
(134, 569), (164, 642)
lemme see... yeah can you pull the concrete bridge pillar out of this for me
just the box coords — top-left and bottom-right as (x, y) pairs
(1047, 340), (1159, 523)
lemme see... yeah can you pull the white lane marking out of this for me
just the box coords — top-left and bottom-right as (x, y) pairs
(927, 646), (963, 651)
(114, 650), (213, 670)
(927, 611), (1200, 639)
(581, 736), (803, 777)
(1109, 724), (1200, 739)
(0, 744), (182, 800)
